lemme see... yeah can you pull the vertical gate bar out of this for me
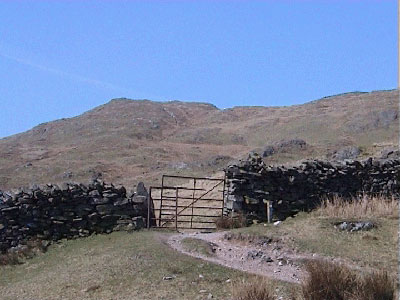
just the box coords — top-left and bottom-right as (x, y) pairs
(221, 171), (227, 217)
(190, 179), (196, 229)
(175, 187), (178, 231)
(147, 187), (152, 229)
(159, 176), (165, 227)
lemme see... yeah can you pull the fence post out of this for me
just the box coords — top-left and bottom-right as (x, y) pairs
(266, 200), (273, 223)
(175, 187), (178, 231)
(147, 187), (151, 229)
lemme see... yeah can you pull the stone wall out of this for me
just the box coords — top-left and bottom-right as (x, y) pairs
(0, 180), (150, 252)
(224, 154), (400, 220)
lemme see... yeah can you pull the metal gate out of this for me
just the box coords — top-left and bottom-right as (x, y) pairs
(148, 175), (226, 230)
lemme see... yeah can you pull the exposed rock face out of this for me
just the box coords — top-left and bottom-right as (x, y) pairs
(261, 139), (308, 158)
(380, 147), (400, 159)
(0, 180), (149, 252)
(330, 146), (361, 161)
(224, 153), (400, 220)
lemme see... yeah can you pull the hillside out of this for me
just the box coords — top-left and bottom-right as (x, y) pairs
(0, 89), (398, 190)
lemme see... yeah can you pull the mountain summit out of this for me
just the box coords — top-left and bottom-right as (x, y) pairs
(0, 90), (398, 190)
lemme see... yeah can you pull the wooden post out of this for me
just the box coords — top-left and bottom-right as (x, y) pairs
(147, 187), (151, 229)
(175, 187), (178, 232)
(222, 173), (226, 217)
(266, 200), (273, 223)
(159, 176), (164, 227)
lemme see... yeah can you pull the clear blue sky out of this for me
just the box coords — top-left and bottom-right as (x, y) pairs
(0, 1), (397, 138)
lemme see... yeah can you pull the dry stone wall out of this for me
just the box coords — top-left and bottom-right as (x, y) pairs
(0, 180), (150, 252)
(224, 154), (400, 220)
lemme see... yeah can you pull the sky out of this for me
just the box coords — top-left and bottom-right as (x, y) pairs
(0, 1), (397, 138)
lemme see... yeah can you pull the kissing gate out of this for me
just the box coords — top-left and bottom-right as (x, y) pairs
(148, 175), (226, 230)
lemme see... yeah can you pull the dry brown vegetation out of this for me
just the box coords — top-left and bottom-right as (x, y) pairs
(300, 260), (396, 300)
(231, 260), (396, 300)
(314, 194), (398, 219)
(215, 214), (247, 229)
(232, 278), (276, 300)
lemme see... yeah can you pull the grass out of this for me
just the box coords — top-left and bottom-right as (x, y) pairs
(232, 277), (276, 300)
(314, 194), (398, 219)
(300, 260), (396, 300)
(230, 261), (396, 300)
(181, 237), (216, 257)
(229, 210), (398, 275)
(0, 230), (253, 300)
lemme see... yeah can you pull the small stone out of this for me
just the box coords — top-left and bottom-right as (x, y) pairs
(163, 276), (174, 280)
(82, 285), (100, 293)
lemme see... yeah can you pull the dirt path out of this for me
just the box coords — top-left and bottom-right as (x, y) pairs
(167, 231), (314, 283)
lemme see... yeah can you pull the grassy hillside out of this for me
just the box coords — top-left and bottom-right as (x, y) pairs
(0, 89), (397, 190)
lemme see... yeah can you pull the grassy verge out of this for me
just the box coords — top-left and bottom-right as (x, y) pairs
(0, 231), (252, 300)
(230, 212), (398, 275)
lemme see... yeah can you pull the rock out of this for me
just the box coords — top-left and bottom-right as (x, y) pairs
(163, 276), (174, 281)
(262, 146), (275, 158)
(335, 221), (374, 232)
(82, 285), (100, 293)
(96, 204), (114, 215)
(331, 146), (361, 161)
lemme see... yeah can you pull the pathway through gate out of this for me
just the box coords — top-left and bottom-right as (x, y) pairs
(148, 174), (226, 231)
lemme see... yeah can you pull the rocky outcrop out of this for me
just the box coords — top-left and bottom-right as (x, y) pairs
(329, 146), (361, 161)
(224, 154), (400, 220)
(0, 180), (149, 252)
(261, 139), (308, 158)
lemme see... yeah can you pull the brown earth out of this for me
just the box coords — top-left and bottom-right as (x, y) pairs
(0, 89), (398, 190)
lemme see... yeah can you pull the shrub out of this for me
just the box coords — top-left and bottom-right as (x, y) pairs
(300, 260), (396, 300)
(215, 214), (247, 229)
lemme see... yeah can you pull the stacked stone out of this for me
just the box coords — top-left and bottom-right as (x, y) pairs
(224, 154), (400, 220)
(0, 180), (148, 252)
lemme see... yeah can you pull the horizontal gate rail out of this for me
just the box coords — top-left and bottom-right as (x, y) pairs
(162, 175), (225, 181)
(155, 205), (223, 210)
(148, 174), (226, 230)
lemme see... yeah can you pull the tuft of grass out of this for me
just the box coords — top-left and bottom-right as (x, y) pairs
(232, 278), (276, 300)
(357, 270), (397, 300)
(314, 194), (398, 219)
(181, 237), (216, 257)
(216, 214), (247, 229)
(300, 260), (396, 300)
